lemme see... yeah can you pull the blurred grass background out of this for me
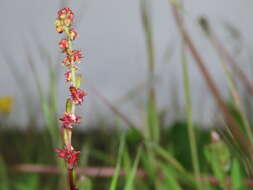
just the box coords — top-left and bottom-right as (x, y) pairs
(1, 0), (253, 189)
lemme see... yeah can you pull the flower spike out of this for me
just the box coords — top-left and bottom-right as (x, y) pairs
(55, 7), (86, 190)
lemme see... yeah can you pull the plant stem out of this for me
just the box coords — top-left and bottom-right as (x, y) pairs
(181, 44), (202, 190)
(141, 0), (160, 144)
(64, 22), (78, 190)
(68, 169), (76, 190)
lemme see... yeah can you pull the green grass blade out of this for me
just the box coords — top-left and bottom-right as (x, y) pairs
(79, 176), (92, 190)
(150, 143), (195, 186)
(181, 41), (202, 190)
(123, 147), (142, 190)
(109, 133), (126, 190)
(0, 157), (9, 190)
(140, 0), (160, 143)
(163, 164), (183, 190)
(231, 159), (247, 190)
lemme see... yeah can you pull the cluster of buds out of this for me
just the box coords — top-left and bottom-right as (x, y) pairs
(62, 50), (82, 66)
(56, 147), (80, 169)
(55, 8), (86, 179)
(55, 8), (74, 33)
(59, 112), (82, 129)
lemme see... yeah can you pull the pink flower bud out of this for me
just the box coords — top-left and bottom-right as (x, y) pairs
(55, 19), (64, 33)
(65, 71), (72, 82)
(69, 28), (78, 41)
(59, 112), (82, 128)
(57, 8), (74, 26)
(71, 50), (83, 63)
(59, 39), (69, 52)
(69, 86), (87, 105)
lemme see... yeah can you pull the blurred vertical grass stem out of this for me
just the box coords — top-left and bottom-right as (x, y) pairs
(181, 44), (202, 190)
(141, 0), (160, 144)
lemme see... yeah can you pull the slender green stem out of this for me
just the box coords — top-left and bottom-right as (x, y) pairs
(63, 25), (78, 190)
(141, 0), (160, 143)
(181, 43), (202, 190)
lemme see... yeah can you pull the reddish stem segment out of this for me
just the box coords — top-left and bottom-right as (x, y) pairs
(68, 169), (76, 190)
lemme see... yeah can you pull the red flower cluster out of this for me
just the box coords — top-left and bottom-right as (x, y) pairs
(62, 50), (83, 66)
(55, 8), (74, 33)
(59, 112), (82, 128)
(70, 86), (87, 105)
(59, 38), (69, 52)
(56, 147), (80, 169)
(71, 50), (83, 63)
(55, 9), (86, 185)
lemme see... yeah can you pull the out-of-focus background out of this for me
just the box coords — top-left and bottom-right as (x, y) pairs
(1, 0), (253, 189)
(2, 0), (253, 128)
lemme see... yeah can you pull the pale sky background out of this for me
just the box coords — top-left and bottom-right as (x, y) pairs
(0, 0), (253, 129)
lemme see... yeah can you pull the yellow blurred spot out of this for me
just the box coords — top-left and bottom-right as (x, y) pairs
(0, 96), (13, 114)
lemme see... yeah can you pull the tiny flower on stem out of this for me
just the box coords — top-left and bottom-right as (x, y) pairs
(61, 50), (83, 66)
(59, 112), (82, 128)
(57, 8), (74, 26)
(71, 50), (83, 63)
(65, 71), (72, 82)
(59, 39), (69, 52)
(56, 147), (80, 169)
(55, 19), (64, 33)
(69, 28), (78, 41)
(69, 86), (87, 105)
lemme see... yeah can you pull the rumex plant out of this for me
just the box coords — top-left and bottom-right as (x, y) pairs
(54, 8), (86, 190)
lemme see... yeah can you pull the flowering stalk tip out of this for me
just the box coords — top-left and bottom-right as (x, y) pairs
(55, 7), (86, 190)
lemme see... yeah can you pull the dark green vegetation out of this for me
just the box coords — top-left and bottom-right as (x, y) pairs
(1, 123), (245, 190)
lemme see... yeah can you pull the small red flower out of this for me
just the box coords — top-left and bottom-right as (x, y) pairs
(57, 8), (74, 26)
(61, 50), (83, 66)
(55, 19), (64, 33)
(58, 8), (68, 18)
(56, 147), (80, 168)
(59, 39), (69, 51)
(71, 50), (83, 63)
(56, 147), (69, 158)
(58, 8), (74, 19)
(69, 86), (87, 105)
(69, 28), (78, 41)
(65, 71), (72, 82)
(67, 150), (80, 168)
(61, 56), (70, 66)
(59, 112), (82, 128)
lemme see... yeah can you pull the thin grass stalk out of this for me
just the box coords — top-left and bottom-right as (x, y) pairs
(181, 43), (202, 190)
(109, 134), (126, 190)
(169, 3), (253, 160)
(141, 0), (160, 143)
(123, 147), (142, 190)
(204, 22), (253, 97)
(147, 143), (196, 187)
(198, 19), (253, 146)
(220, 56), (253, 145)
